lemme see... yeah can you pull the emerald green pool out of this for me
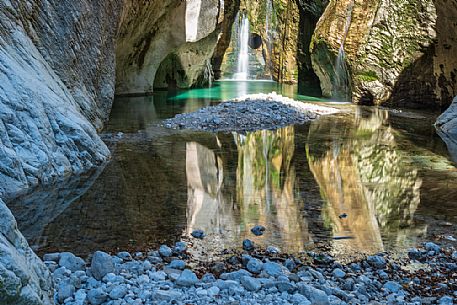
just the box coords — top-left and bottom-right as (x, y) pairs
(9, 81), (457, 258)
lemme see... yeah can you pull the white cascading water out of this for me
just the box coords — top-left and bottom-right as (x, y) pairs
(265, 0), (273, 79)
(334, 1), (354, 101)
(234, 13), (250, 80)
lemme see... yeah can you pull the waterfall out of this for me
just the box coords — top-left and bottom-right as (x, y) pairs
(234, 13), (250, 80)
(265, 0), (273, 79)
(333, 1), (354, 101)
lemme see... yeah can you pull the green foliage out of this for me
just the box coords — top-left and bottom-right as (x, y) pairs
(357, 70), (379, 82)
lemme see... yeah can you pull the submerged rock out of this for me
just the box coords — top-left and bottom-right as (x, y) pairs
(191, 230), (206, 239)
(250, 225), (266, 236)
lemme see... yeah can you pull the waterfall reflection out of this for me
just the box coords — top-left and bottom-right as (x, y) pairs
(185, 127), (312, 252)
(307, 108), (424, 255)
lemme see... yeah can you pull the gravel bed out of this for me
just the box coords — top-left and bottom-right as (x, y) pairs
(46, 230), (456, 305)
(162, 93), (339, 133)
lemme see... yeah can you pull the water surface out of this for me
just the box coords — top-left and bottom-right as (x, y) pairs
(8, 81), (457, 257)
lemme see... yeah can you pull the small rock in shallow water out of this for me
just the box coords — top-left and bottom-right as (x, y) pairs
(425, 242), (441, 254)
(243, 239), (255, 251)
(266, 246), (281, 254)
(251, 225), (266, 236)
(191, 230), (205, 239)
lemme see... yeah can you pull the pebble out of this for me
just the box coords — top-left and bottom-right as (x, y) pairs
(425, 242), (441, 254)
(91, 251), (114, 280)
(45, 242), (456, 305)
(191, 230), (205, 239)
(250, 225), (266, 236)
(242, 239), (255, 251)
(59, 252), (85, 272)
(332, 268), (346, 278)
(176, 269), (198, 287)
(159, 245), (173, 257)
(246, 258), (263, 274)
(87, 288), (107, 305)
(240, 276), (261, 291)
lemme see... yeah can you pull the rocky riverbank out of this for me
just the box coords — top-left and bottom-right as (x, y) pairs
(162, 93), (340, 133)
(46, 235), (456, 305)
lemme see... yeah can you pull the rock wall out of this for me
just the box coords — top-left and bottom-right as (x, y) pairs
(115, 0), (222, 94)
(311, 0), (457, 108)
(436, 96), (457, 162)
(0, 0), (117, 199)
(0, 0), (123, 302)
(0, 198), (52, 304)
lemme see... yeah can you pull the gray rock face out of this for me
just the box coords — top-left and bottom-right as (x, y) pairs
(436, 97), (457, 163)
(0, 199), (52, 305)
(91, 251), (114, 280)
(0, 0), (118, 199)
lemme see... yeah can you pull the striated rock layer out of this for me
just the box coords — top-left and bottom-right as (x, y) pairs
(311, 0), (457, 109)
(0, 198), (52, 304)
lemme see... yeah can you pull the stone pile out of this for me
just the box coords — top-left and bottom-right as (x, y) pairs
(162, 93), (339, 133)
(45, 240), (456, 305)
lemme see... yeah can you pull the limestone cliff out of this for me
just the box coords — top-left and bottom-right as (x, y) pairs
(0, 1), (121, 302)
(0, 198), (52, 304)
(116, 0), (222, 93)
(311, 0), (457, 108)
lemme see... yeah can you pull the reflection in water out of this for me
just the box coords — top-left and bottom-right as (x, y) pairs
(234, 127), (311, 251)
(8, 88), (457, 257)
(307, 108), (425, 255)
(185, 127), (313, 252)
(186, 141), (236, 236)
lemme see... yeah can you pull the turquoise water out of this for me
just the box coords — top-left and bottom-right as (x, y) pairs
(163, 80), (326, 102)
(8, 82), (457, 258)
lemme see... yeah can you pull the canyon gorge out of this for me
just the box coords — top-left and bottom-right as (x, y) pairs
(1, 0), (457, 304)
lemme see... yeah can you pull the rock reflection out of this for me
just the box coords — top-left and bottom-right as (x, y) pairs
(307, 108), (424, 255)
(185, 127), (313, 252)
(235, 127), (311, 251)
(185, 141), (237, 237)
